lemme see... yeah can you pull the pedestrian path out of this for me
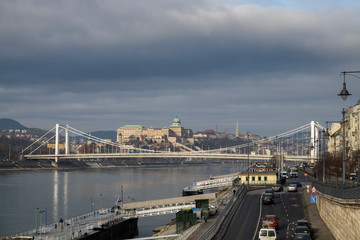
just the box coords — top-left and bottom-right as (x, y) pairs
(302, 189), (335, 240)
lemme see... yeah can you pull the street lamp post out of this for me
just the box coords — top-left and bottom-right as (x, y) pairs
(247, 133), (250, 189)
(322, 129), (326, 183)
(338, 70), (360, 186)
(342, 109), (346, 186)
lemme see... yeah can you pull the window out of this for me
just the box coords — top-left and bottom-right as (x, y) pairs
(252, 176), (255, 181)
(268, 230), (276, 236)
(258, 176), (261, 181)
(260, 230), (267, 236)
(264, 176), (268, 181)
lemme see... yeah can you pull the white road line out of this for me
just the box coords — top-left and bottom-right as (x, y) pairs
(252, 192), (264, 240)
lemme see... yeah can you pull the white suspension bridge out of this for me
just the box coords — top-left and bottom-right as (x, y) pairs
(21, 121), (326, 164)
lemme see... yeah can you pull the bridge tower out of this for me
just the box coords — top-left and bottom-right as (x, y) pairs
(65, 125), (69, 155)
(310, 121), (320, 161)
(54, 124), (70, 163)
(55, 123), (59, 163)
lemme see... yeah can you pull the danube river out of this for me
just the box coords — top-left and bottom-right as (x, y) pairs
(0, 162), (245, 238)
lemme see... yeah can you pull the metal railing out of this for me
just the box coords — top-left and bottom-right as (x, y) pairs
(312, 180), (360, 199)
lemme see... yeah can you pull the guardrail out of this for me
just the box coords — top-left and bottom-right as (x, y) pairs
(312, 180), (360, 199)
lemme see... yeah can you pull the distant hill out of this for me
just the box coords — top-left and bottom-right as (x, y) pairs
(91, 131), (117, 142)
(0, 118), (27, 130)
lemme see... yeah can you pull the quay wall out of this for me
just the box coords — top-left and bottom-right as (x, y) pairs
(317, 191), (360, 240)
(79, 218), (138, 240)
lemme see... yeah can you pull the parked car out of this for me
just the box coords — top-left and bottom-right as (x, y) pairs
(262, 215), (279, 230)
(259, 227), (277, 240)
(263, 192), (274, 204)
(288, 183), (298, 192)
(292, 181), (302, 188)
(293, 226), (311, 239)
(272, 184), (283, 192)
(293, 232), (312, 239)
(296, 219), (311, 230)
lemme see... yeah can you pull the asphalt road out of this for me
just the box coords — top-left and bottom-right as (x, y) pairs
(220, 178), (306, 240)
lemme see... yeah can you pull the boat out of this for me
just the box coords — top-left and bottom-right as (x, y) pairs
(182, 186), (203, 196)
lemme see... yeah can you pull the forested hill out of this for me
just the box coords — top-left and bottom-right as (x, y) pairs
(0, 118), (27, 130)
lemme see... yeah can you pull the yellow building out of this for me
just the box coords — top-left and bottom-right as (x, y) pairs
(238, 171), (277, 185)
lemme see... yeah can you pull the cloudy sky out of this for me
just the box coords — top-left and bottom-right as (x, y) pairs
(1, 0), (360, 137)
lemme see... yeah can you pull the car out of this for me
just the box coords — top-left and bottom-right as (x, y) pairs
(293, 226), (311, 239)
(264, 189), (275, 198)
(288, 183), (298, 192)
(258, 227), (277, 240)
(292, 181), (302, 188)
(296, 219), (311, 230)
(263, 192), (274, 204)
(281, 171), (288, 179)
(272, 184), (283, 192)
(262, 215), (279, 230)
(293, 232), (312, 239)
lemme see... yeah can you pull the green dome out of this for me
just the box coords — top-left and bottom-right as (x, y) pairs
(173, 116), (181, 124)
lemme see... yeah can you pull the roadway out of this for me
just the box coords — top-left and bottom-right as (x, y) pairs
(218, 177), (307, 240)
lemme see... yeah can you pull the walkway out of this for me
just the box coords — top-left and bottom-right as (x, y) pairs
(302, 189), (336, 240)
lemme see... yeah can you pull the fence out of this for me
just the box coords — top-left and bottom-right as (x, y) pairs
(312, 180), (360, 199)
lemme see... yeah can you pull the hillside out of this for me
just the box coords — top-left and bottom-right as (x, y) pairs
(91, 131), (117, 142)
(0, 118), (27, 130)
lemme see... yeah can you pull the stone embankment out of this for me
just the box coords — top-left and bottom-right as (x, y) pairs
(316, 191), (360, 240)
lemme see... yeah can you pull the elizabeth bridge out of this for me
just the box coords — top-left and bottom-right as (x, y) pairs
(21, 121), (326, 164)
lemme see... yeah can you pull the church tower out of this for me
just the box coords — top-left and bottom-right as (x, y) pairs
(235, 121), (240, 138)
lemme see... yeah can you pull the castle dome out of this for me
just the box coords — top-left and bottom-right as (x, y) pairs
(173, 116), (181, 124)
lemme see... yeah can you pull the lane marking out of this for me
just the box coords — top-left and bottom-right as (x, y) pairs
(252, 192), (264, 240)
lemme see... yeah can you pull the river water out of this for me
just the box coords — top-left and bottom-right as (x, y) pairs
(0, 163), (245, 237)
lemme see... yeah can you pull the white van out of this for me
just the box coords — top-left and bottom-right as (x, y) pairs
(258, 227), (277, 240)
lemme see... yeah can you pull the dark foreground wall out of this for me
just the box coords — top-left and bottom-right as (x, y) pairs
(79, 218), (138, 240)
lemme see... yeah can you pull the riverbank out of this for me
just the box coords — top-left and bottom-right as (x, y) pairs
(152, 186), (236, 239)
(0, 158), (230, 171)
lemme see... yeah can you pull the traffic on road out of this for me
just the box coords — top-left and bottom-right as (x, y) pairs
(220, 171), (312, 240)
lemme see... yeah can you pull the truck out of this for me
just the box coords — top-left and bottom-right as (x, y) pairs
(290, 168), (298, 178)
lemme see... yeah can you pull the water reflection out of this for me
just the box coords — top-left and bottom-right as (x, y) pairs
(0, 163), (245, 237)
(53, 170), (58, 221)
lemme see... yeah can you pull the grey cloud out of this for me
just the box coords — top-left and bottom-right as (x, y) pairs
(1, 0), (360, 135)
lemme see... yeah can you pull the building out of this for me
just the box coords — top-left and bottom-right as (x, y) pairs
(347, 102), (360, 154)
(237, 163), (277, 185)
(193, 129), (217, 139)
(327, 123), (342, 154)
(238, 171), (277, 185)
(117, 117), (194, 146)
(328, 101), (360, 159)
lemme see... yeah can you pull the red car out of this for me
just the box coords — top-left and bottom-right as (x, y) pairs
(262, 215), (279, 230)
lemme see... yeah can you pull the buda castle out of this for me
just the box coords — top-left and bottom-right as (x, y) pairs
(117, 117), (194, 146)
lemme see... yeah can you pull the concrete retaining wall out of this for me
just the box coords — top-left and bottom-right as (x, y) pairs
(317, 191), (360, 240)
